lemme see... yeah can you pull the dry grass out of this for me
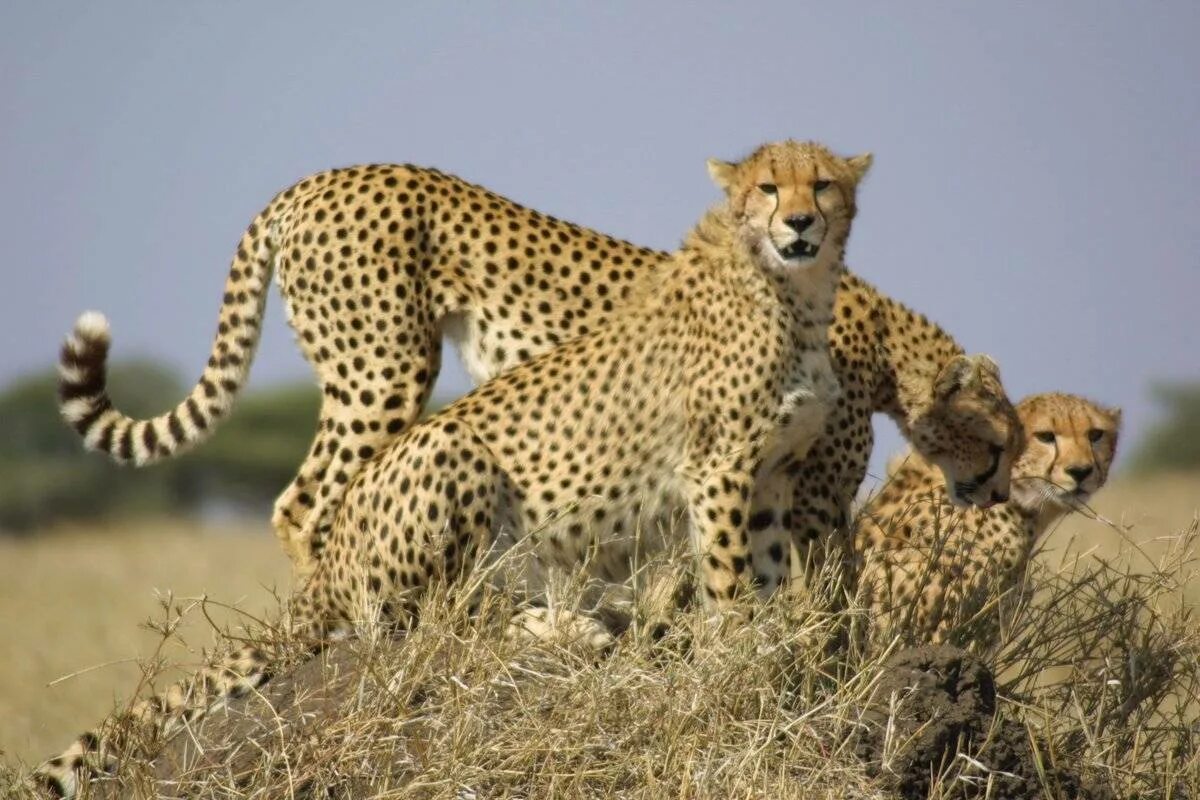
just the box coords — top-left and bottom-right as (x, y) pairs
(156, 586), (885, 799)
(0, 472), (1197, 798)
(1045, 470), (1200, 603)
(0, 519), (287, 766)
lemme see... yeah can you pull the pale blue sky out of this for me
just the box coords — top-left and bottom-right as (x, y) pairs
(2, 2), (1197, 479)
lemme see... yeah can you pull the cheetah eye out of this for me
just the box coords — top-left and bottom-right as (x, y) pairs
(987, 443), (1004, 457)
(758, 183), (777, 195)
(1034, 431), (1056, 444)
(813, 180), (831, 192)
(1087, 428), (1104, 443)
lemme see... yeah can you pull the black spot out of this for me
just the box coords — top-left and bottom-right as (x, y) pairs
(748, 510), (774, 531)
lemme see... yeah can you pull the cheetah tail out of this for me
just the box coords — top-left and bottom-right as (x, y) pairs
(28, 641), (281, 798)
(56, 209), (282, 466)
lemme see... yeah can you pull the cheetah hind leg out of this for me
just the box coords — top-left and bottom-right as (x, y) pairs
(271, 419), (334, 577)
(275, 339), (442, 580)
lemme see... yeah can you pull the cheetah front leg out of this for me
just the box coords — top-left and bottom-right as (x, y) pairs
(786, 406), (867, 595)
(688, 469), (757, 613)
(745, 470), (798, 600)
(507, 606), (617, 653)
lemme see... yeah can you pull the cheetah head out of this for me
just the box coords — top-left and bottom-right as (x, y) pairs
(707, 140), (872, 272)
(907, 354), (1024, 509)
(1009, 393), (1121, 513)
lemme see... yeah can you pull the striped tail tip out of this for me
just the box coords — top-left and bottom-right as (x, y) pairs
(57, 311), (115, 439)
(73, 310), (111, 343)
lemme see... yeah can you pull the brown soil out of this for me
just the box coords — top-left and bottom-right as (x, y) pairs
(854, 644), (1110, 800)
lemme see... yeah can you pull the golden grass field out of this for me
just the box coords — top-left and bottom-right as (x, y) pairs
(0, 519), (288, 768)
(0, 470), (1196, 792)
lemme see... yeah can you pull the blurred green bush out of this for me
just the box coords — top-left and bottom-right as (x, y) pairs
(1129, 382), (1200, 474)
(0, 362), (322, 532)
(0, 360), (458, 532)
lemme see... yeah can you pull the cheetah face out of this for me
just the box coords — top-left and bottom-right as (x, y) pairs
(707, 141), (873, 272)
(907, 355), (1024, 509)
(1010, 393), (1121, 512)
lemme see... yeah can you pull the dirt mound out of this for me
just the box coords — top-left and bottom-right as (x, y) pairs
(52, 616), (883, 800)
(74, 643), (364, 799)
(24, 636), (1136, 799)
(855, 644), (1106, 800)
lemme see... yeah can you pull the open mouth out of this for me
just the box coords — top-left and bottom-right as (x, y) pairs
(949, 483), (975, 508)
(775, 239), (819, 260)
(953, 481), (977, 497)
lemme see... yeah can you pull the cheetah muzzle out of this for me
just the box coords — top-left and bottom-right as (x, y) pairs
(774, 238), (820, 262)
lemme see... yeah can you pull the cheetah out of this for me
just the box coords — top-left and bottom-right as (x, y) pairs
(35, 139), (868, 797)
(855, 392), (1121, 645)
(56, 156), (1020, 583)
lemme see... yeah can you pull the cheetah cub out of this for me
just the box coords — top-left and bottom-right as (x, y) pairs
(856, 392), (1121, 645)
(33, 140), (870, 797)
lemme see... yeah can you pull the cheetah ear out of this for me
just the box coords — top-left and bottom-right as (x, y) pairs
(1108, 406), (1124, 433)
(706, 158), (738, 193)
(974, 354), (1002, 381)
(846, 152), (874, 182)
(932, 355), (978, 402)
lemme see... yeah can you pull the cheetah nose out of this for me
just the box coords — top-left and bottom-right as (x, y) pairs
(784, 215), (814, 234)
(1065, 465), (1093, 484)
(990, 490), (1009, 504)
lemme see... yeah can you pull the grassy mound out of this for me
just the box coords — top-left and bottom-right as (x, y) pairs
(4, 522), (1198, 799)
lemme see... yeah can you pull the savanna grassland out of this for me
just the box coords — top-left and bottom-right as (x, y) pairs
(0, 520), (288, 766)
(0, 471), (1196, 797)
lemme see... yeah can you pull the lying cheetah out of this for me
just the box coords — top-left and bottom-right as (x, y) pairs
(36, 139), (868, 797)
(856, 392), (1121, 644)
(57, 156), (1020, 582)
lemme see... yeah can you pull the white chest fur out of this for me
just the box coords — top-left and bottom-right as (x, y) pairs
(761, 348), (839, 473)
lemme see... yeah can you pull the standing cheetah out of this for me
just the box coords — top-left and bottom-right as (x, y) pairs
(856, 392), (1121, 644)
(37, 139), (866, 797)
(57, 156), (1020, 582)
